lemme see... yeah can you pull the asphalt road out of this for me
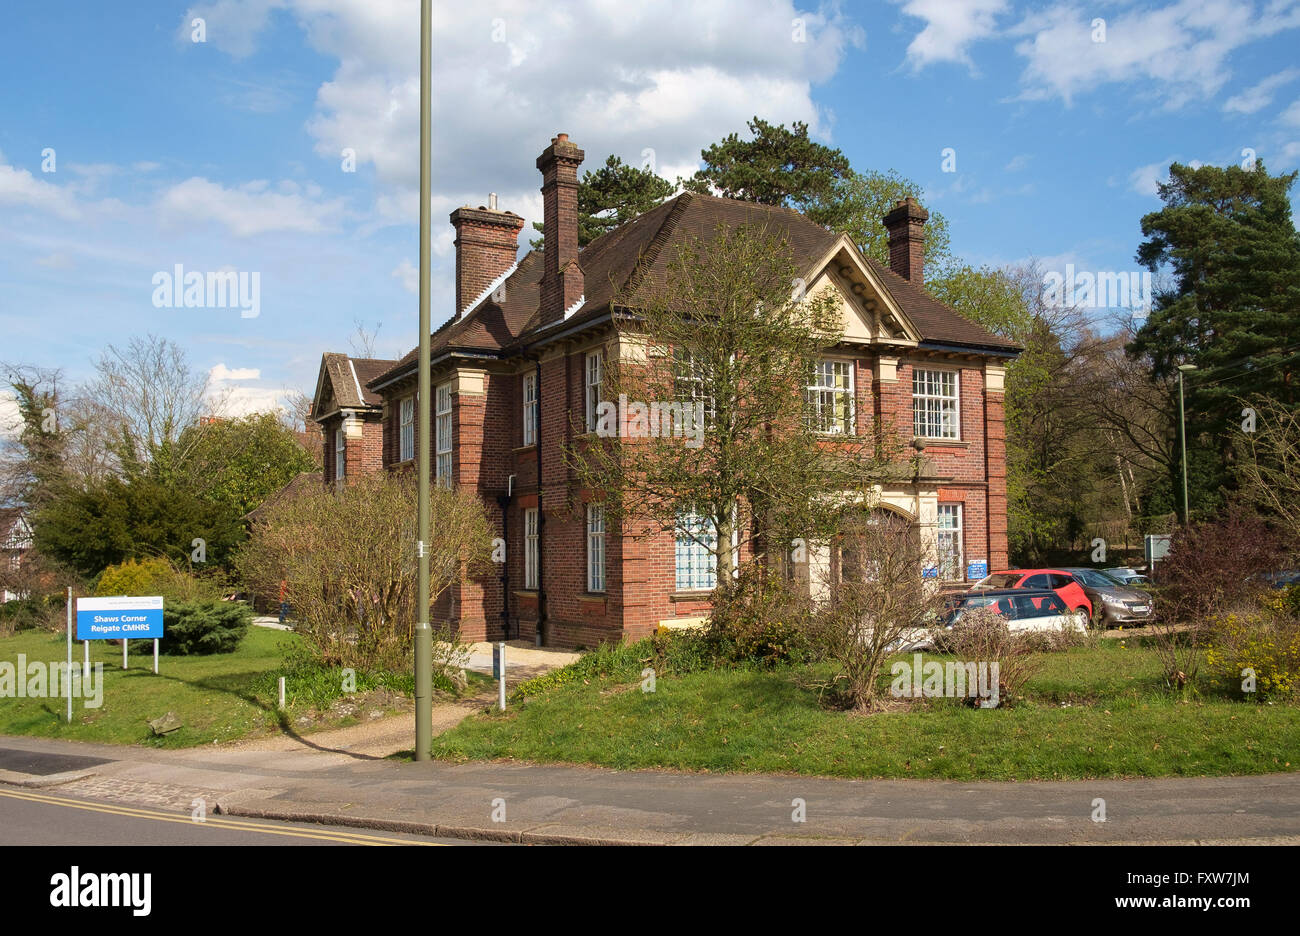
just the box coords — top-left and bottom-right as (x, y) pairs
(0, 787), (487, 846)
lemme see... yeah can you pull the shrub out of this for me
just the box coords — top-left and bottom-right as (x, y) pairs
(1205, 607), (1300, 700)
(706, 564), (813, 667)
(96, 557), (226, 603)
(0, 594), (66, 635)
(128, 600), (251, 655)
(932, 607), (1044, 707)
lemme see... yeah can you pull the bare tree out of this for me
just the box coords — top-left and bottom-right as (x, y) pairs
(809, 510), (947, 711)
(85, 334), (225, 474)
(1236, 396), (1300, 550)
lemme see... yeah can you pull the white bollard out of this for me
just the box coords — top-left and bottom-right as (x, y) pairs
(497, 641), (506, 711)
(278, 676), (286, 711)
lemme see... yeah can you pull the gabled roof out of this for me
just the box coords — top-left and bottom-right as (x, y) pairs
(369, 192), (1018, 390)
(313, 352), (394, 417)
(244, 471), (323, 523)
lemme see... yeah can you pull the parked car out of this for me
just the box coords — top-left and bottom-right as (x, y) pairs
(941, 588), (1087, 633)
(1263, 570), (1300, 589)
(971, 569), (1093, 621)
(1060, 567), (1153, 627)
(1104, 567), (1151, 588)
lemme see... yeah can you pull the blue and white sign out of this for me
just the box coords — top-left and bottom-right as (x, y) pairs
(966, 560), (989, 581)
(76, 596), (164, 640)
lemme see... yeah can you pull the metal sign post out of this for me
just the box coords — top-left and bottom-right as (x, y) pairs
(66, 587), (72, 723)
(493, 641), (506, 711)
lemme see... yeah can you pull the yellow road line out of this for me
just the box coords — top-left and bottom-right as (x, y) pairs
(0, 787), (443, 846)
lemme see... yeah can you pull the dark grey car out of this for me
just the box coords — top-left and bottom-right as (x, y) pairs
(1062, 567), (1153, 626)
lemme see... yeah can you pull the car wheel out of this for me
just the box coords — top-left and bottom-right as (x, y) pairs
(1073, 608), (1090, 631)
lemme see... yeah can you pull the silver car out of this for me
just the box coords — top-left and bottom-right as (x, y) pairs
(1063, 567), (1154, 627)
(1104, 567), (1151, 588)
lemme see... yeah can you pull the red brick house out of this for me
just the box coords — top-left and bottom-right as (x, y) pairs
(312, 352), (394, 486)
(363, 133), (1019, 648)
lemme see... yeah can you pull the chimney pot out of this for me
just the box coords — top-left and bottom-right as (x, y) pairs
(489, 192), (498, 210)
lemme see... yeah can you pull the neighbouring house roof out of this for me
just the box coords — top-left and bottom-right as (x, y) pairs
(244, 471), (322, 523)
(313, 352), (395, 420)
(369, 191), (1019, 390)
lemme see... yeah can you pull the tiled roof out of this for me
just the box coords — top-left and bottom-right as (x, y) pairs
(320, 352), (394, 408)
(370, 192), (1018, 388)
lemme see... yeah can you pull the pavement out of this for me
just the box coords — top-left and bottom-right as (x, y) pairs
(1, 732), (1297, 845)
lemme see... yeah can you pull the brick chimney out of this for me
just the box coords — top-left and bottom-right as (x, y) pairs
(449, 196), (525, 317)
(536, 132), (585, 325)
(883, 196), (929, 284)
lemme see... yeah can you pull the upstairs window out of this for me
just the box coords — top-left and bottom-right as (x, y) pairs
(913, 368), (959, 440)
(584, 350), (604, 433)
(806, 360), (854, 434)
(399, 396), (415, 462)
(435, 382), (453, 486)
(522, 372), (538, 446)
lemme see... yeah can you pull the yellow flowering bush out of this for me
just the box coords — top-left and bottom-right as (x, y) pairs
(1205, 607), (1300, 700)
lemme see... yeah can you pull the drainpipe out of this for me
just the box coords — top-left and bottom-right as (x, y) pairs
(497, 474), (515, 641)
(530, 354), (546, 647)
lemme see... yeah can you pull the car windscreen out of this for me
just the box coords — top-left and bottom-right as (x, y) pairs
(976, 573), (1021, 588)
(1072, 569), (1122, 588)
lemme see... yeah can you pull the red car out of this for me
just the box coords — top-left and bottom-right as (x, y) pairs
(971, 569), (1093, 620)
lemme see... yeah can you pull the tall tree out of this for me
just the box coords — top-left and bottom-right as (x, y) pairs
(532, 155), (676, 249)
(1130, 160), (1300, 518)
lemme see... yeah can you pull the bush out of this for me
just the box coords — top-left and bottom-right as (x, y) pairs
(96, 557), (226, 604)
(128, 600), (251, 655)
(0, 594), (66, 635)
(1205, 605), (1300, 700)
(931, 607), (1044, 707)
(706, 565), (813, 667)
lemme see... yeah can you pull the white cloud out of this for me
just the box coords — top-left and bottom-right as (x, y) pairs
(209, 363), (261, 381)
(898, 0), (1008, 70)
(1129, 158), (1176, 197)
(34, 252), (74, 270)
(184, 0), (863, 231)
(1223, 67), (1300, 114)
(0, 392), (20, 441)
(1010, 0), (1300, 108)
(1280, 96), (1300, 126)
(392, 259), (418, 295)
(157, 176), (346, 237)
(0, 163), (79, 219)
(1004, 153), (1032, 172)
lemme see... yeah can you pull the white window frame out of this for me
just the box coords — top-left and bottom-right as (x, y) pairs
(435, 382), (453, 486)
(586, 503), (606, 593)
(673, 348), (716, 427)
(399, 396), (415, 462)
(523, 507), (539, 590)
(913, 367), (960, 440)
(937, 503), (963, 581)
(806, 359), (855, 434)
(334, 428), (345, 481)
(584, 349), (603, 433)
(522, 372), (538, 446)
(675, 511), (717, 592)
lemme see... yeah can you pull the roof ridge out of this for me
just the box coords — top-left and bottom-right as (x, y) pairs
(617, 192), (695, 303)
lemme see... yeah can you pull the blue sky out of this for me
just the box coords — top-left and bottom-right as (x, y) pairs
(2, 0), (1299, 419)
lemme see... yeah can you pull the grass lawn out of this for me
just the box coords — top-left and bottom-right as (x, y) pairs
(431, 637), (1300, 780)
(0, 627), (473, 748)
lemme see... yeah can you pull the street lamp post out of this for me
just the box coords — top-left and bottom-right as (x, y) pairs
(414, 0), (433, 761)
(1177, 363), (1197, 525)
